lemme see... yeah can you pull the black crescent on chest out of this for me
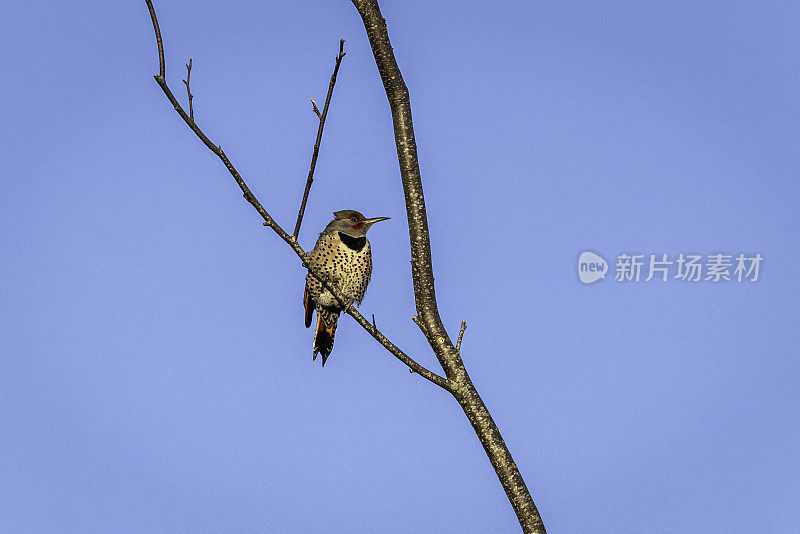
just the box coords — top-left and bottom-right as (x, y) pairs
(338, 232), (367, 252)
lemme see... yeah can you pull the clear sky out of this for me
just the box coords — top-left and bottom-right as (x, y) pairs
(2, 1), (799, 532)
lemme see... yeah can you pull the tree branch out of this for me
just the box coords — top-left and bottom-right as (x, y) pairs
(292, 39), (347, 241)
(143, 0), (449, 393)
(347, 3), (463, 382)
(349, 1), (546, 532)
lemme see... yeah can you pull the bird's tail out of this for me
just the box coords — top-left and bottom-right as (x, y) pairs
(313, 313), (337, 366)
(303, 286), (313, 328)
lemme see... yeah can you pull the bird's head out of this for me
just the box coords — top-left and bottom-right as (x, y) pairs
(328, 209), (390, 237)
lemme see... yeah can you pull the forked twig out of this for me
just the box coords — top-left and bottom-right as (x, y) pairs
(182, 58), (194, 120)
(456, 320), (467, 353)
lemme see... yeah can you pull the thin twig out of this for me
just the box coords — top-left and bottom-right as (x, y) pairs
(292, 39), (347, 241)
(143, 1), (450, 392)
(182, 58), (194, 120)
(456, 320), (467, 353)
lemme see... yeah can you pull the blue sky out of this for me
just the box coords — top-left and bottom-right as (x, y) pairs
(2, 1), (799, 532)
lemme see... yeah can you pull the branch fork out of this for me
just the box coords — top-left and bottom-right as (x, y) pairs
(144, 1), (448, 393)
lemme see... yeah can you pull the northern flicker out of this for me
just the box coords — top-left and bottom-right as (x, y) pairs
(303, 210), (390, 366)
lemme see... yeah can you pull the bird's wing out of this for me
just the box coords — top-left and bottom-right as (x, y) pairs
(357, 248), (373, 306)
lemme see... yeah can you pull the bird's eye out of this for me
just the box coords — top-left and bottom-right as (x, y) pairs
(350, 217), (357, 223)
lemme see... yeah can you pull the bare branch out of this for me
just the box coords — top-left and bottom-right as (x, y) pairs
(144, 1), (449, 391)
(182, 58), (194, 120)
(350, 1), (546, 531)
(456, 320), (467, 353)
(292, 39), (347, 241)
(348, 4), (461, 381)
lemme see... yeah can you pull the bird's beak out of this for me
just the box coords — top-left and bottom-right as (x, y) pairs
(365, 217), (390, 225)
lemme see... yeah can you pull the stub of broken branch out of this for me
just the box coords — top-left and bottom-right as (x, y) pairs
(456, 320), (467, 353)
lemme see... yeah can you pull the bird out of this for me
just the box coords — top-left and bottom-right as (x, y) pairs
(303, 209), (390, 366)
